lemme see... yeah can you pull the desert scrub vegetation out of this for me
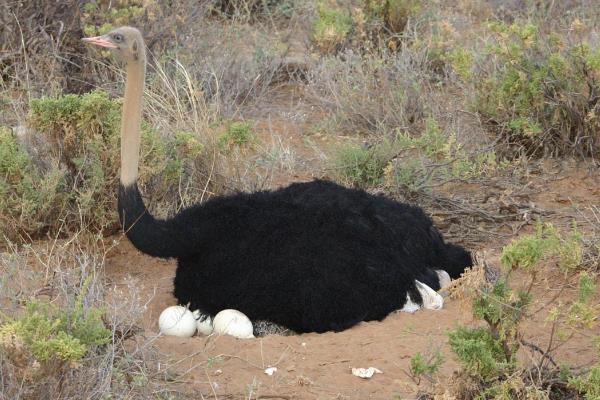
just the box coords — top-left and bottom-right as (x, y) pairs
(2, 0), (302, 242)
(218, 121), (256, 150)
(308, 46), (428, 135)
(331, 118), (505, 190)
(0, 90), (215, 241)
(408, 350), (443, 385)
(311, 0), (421, 53)
(455, 20), (600, 157)
(310, 2), (600, 163)
(0, 237), (157, 399)
(440, 224), (599, 399)
(568, 336), (600, 400)
(81, 1), (144, 37)
(312, 1), (353, 53)
(358, 0), (420, 49)
(0, 126), (65, 238)
(0, 298), (110, 375)
(209, 0), (299, 20)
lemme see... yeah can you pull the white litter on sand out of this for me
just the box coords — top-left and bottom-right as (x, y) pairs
(351, 367), (383, 379)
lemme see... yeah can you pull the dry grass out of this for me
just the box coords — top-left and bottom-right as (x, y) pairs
(307, 45), (430, 136)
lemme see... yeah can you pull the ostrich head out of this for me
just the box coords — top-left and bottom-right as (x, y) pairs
(82, 26), (145, 64)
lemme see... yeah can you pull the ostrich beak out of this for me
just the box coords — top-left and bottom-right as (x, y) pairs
(82, 35), (118, 49)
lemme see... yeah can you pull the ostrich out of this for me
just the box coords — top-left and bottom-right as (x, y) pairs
(83, 27), (472, 334)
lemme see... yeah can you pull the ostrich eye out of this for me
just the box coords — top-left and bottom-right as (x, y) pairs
(113, 33), (124, 42)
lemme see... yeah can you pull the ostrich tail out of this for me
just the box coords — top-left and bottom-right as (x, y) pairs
(118, 183), (188, 259)
(443, 243), (473, 279)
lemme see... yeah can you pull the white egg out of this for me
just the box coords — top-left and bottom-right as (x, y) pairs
(158, 306), (197, 337)
(213, 309), (254, 339)
(192, 310), (214, 336)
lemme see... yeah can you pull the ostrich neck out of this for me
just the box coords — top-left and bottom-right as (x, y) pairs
(121, 59), (145, 186)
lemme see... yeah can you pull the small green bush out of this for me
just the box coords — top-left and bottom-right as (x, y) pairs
(446, 225), (599, 398)
(312, 1), (352, 53)
(387, 119), (505, 191)
(500, 230), (549, 271)
(218, 121), (255, 150)
(473, 279), (531, 360)
(501, 223), (584, 273)
(311, 0), (421, 53)
(0, 297), (110, 367)
(569, 335), (600, 399)
(447, 278), (531, 382)
(175, 130), (205, 158)
(409, 350), (443, 384)
(570, 364), (600, 400)
(0, 126), (67, 237)
(331, 118), (504, 190)
(331, 138), (398, 186)
(465, 21), (600, 157)
(446, 47), (473, 80)
(0, 90), (205, 241)
(0, 127), (31, 181)
(361, 0), (420, 36)
(26, 91), (124, 233)
(448, 326), (509, 379)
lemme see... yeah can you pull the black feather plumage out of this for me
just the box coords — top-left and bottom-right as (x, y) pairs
(119, 179), (471, 333)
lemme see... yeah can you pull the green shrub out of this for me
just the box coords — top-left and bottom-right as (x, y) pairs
(570, 364), (600, 400)
(311, 0), (421, 53)
(446, 47), (473, 80)
(0, 90), (205, 241)
(472, 279), (531, 360)
(386, 119), (505, 191)
(501, 223), (584, 273)
(315, 0), (422, 53)
(26, 91), (123, 233)
(82, 2), (144, 37)
(409, 350), (443, 384)
(312, 1), (352, 53)
(448, 326), (509, 379)
(410, 21), (467, 77)
(175, 130), (205, 158)
(465, 21), (600, 157)
(331, 118), (505, 190)
(446, 226), (599, 398)
(0, 127), (31, 181)
(0, 126), (67, 238)
(447, 277), (531, 381)
(218, 121), (255, 150)
(361, 0), (420, 37)
(569, 335), (600, 399)
(500, 229), (550, 271)
(0, 297), (110, 368)
(331, 139), (397, 186)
